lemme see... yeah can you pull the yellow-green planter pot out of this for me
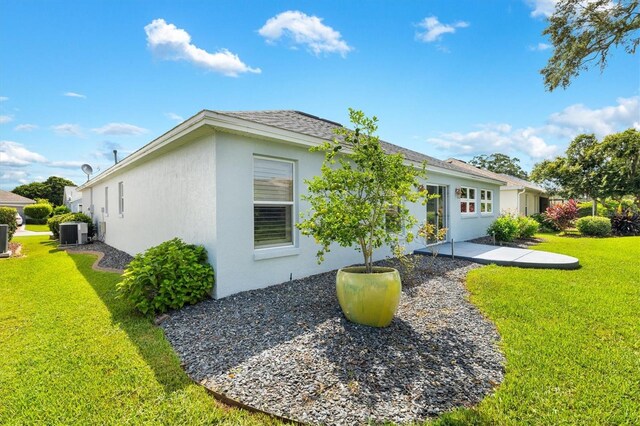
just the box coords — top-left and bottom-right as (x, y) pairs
(336, 266), (402, 328)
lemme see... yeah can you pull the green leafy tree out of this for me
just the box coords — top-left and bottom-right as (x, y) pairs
(531, 134), (610, 204)
(542, 0), (640, 91)
(600, 128), (640, 204)
(469, 153), (529, 179)
(297, 109), (428, 273)
(12, 176), (76, 206)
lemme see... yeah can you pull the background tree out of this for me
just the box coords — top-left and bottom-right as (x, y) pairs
(531, 134), (610, 205)
(600, 128), (640, 205)
(12, 176), (76, 206)
(469, 153), (529, 179)
(542, 0), (640, 91)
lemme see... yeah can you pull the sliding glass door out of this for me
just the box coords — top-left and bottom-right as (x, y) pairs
(425, 185), (448, 244)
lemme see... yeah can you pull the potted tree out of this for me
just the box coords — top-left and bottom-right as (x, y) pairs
(298, 109), (428, 327)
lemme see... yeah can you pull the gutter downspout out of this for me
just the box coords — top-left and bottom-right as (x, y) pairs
(516, 187), (526, 216)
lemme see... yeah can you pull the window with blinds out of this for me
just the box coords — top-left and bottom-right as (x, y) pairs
(254, 157), (295, 248)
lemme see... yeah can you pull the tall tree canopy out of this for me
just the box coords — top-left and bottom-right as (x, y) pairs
(469, 153), (529, 180)
(531, 129), (640, 205)
(12, 176), (76, 206)
(542, 0), (640, 91)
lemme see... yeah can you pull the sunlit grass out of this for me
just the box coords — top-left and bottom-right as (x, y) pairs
(0, 236), (284, 425)
(433, 235), (640, 425)
(25, 224), (49, 232)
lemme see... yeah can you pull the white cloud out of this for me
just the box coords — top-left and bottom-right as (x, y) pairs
(92, 122), (148, 136)
(165, 112), (184, 122)
(0, 96), (8, 102)
(47, 160), (86, 169)
(14, 124), (39, 132)
(64, 92), (87, 98)
(0, 115), (14, 124)
(529, 42), (552, 51)
(416, 16), (469, 43)
(548, 96), (639, 137)
(526, 0), (558, 17)
(52, 123), (83, 137)
(258, 10), (352, 57)
(426, 96), (639, 161)
(0, 170), (29, 184)
(145, 18), (261, 77)
(0, 141), (47, 166)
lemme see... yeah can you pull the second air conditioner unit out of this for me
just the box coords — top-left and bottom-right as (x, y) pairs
(60, 222), (89, 245)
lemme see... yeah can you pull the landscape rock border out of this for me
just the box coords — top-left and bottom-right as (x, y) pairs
(162, 256), (505, 425)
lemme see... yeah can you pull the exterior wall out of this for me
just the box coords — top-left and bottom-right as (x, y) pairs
(81, 128), (502, 299)
(500, 189), (519, 214)
(81, 134), (216, 260)
(423, 172), (501, 243)
(212, 132), (502, 298)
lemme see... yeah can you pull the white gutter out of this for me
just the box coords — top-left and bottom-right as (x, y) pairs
(516, 187), (526, 215)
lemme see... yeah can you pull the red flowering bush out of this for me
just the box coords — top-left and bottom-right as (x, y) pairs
(544, 199), (579, 232)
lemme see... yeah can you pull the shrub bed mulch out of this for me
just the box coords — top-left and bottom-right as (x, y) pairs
(161, 256), (505, 425)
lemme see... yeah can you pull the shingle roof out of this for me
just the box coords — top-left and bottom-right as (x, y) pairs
(0, 189), (35, 205)
(446, 158), (546, 193)
(212, 110), (505, 183)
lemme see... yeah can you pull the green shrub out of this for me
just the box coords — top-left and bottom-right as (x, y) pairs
(517, 216), (540, 238)
(24, 203), (53, 220)
(48, 212), (94, 238)
(0, 207), (18, 241)
(487, 215), (519, 242)
(53, 205), (71, 215)
(576, 216), (612, 237)
(117, 238), (215, 316)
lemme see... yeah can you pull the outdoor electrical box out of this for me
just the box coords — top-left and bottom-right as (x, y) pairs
(0, 224), (8, 257)
(60, 222), (89, 245)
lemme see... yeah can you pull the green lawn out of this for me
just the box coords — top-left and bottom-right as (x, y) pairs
(25, 223), (50, 232)
(435, 235), (640, 425)
(2, 235), (639, 425)
(0, 236), (283, 425)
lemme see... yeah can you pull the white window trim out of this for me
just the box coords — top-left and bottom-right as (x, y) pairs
(118, 181), (124, 217)
(253, 156), (297, 252)
(480, 189), (494, 215)
(460, 186), (477, 216)
(104, 186), (109, 217)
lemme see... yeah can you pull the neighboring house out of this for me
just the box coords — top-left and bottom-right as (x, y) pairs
(78, 110), (505, 298)
(63, 186), (83, 212)
(0, 189), (35, 221)
(446, 158), (549, 216)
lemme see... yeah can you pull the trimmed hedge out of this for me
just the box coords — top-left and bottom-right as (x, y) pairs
(0, 207), (18, 241)
(576, 216), (612, 237)
(47, 213), (94, 238)
(24, 203), (53, 220)
(53, 205), (71, 216)
(116, 238), (215, 316)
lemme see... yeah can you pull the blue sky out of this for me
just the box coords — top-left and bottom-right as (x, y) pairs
(1, 0), (638, 190)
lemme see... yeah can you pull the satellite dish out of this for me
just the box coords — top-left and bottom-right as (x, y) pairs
(81, 164), (93, 182)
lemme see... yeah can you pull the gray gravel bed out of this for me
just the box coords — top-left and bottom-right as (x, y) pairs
(67, 241), (133, 270)
(162, 256), (504, 425)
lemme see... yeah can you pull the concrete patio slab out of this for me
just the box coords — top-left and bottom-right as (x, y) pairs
(415, 242), (579, 270)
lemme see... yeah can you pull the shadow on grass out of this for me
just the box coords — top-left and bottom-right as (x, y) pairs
(67, 250), (190, 394)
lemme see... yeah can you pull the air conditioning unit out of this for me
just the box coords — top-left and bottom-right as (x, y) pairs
(60, 222), (89, 245)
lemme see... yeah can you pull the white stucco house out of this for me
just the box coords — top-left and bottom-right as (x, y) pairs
(446, 158), (549, 216)
(63, 186), (83, 212)
(78, 110), (505, 298)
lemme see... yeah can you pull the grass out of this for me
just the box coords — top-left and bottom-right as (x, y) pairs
(0, 236), (283, 425)
(434, 234), (640, 425)
(2, 235), (638, 425)
(25, 223), (50, 232)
